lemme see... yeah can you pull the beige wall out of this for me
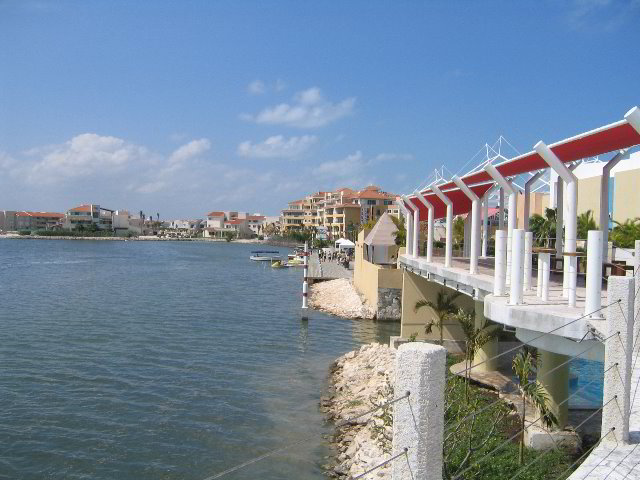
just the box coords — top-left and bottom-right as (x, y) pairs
(400, 270), (474, 345)
(577, 176), (602, 225)
(614, 169), (640, 224)
(516, 192), (550, 229)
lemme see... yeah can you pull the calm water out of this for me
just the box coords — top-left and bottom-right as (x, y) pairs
(0, 239), (399, 480)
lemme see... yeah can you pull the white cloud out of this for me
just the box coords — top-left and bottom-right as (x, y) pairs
(314, 151), (413, 178)
(135, 181), (167, 194)
(248, 80), (266, 95)
(0, 152), (16, 170)
(237, 135), (317, 159)
(168, 138), (211, 165)
(568, 0), (640, 30)
(24, 133), (151, 184)
(243, 87), (355, 128)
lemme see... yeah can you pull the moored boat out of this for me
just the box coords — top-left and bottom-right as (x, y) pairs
(250, 251), (281, 261)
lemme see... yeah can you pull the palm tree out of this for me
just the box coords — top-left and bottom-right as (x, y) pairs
(512, 348), (558, 465)
(453, 216), (465, 250)
(156, 213), (160, 222)
(529, 208), (557, 247)
(610, 217), (640, 248)
(391, 215), (406, 247)
(414, 289), (461, 345)
(577, 210), (597, 240)
(454, 308), (500, 402)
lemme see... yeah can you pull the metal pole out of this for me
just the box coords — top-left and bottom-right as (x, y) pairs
(302, 241), (309, 311)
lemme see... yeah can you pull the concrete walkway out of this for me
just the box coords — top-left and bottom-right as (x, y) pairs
(308, 252), (353, 281)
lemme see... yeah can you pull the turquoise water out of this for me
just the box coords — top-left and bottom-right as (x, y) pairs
(0, 239), (399, 479)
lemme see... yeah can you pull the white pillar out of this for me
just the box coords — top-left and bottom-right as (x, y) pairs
(600, 150), (626, 260)
(585, 230), (603, 318)
(403, 196), (420, 259)
(541, 252), (551, 302)
(535, 141), (578, 307)
(392, 342), (446, 480)
(432, 184), (453, 268)
(482, 190), (489, 258)
(484, 164), (517, 284)
(453, 176), (480, 274)
(555, 177), (564, 259)
(415, 190), (434, 262)
(302, 241), (309, 310)
(396, 199), (411, 257)
(635, 240), (640, 348)
(524, 171), (544, 231)
(602, 275), (635, 444)
(524, 231), (533, 291)
(499, 188), (505, 230)
(494, 230), (507, 296)
(510, 229), (524, 305)
(537, 253), (543, 297)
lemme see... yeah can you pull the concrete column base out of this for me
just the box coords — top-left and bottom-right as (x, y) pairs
(538, 348), (569, 429)
(473, 298), (498, 372)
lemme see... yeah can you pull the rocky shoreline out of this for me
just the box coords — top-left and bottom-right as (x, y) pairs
(309, 279), (375, 320)
(321, 343), (395, 478)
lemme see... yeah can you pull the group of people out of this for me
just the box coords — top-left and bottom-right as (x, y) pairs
(318, 248), (352, 269)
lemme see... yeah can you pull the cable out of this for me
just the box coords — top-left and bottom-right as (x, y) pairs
(352, 447), (408, 479)
(550, 428), (615, 480)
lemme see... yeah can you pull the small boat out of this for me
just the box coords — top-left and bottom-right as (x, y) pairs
(250, 250), (281, 261)
(271, 260), (286, 268)
(286, 257), (305, 266)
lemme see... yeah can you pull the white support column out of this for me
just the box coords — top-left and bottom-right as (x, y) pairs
(403, 196), (419, 259)
(541, 252), (551, 302)
(585, 230), (603, 318)
(602, 275), (635, 444)
(535, 141), (578, 307)
(432, 184), (453, 268)
(510, 229), (524, 305)
(499, 188), (505, 230)
(482, 189), (489, 258)
(635, 240), (640, 350)
(494, 230), (507, 296)
(600, 150), (627, 261)
(555, 177), (563, 259)
(415, 190), (434, 262)
(453, 176), (480, 274)
(485, 164), (517, 285)
(524, 231), (533, 291)
(392, 342), (446, 480)
(396, 199), (411, 256)
(537, 253), (543, 297)
(524, 171), (544, 231)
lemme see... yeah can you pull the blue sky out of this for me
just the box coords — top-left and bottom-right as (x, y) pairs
(1, 0), (639, 218)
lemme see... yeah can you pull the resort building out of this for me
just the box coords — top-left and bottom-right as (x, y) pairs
(0, 210), (17, 231)
(281, 185), (400, 238)
(14, 211), (64, 231)
(202, 211), (264, 238)
(391, 105), (640, 462)
(63, 204), (115, 230)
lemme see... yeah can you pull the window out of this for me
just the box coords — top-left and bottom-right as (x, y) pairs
(384, 200), (392, 205)
(367, 200), (376, 205)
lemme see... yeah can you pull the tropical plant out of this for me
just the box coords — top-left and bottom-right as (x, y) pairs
(391, 215), (406, 247)
(528, 208), (557, 247)
(414, 289), (461, 345)
(610, 218), (640, 248)
(453, 216), (465, 248)
(577, 210), (597, 240)
(156, 213), (160, 222)
(454, 308), (500, 402)
(512, 348), (558, 465)
(224, 230), (234, 242)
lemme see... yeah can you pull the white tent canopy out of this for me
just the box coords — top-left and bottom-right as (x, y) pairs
(335, 238), (355, 250)
(364, 213), (398, 265)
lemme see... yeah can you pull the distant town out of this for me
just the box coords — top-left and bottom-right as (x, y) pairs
(0, 185), (403, 242)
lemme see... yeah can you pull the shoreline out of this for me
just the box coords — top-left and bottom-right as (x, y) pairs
(308, 279), (376, 320)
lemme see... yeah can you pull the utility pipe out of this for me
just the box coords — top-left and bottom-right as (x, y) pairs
(415, 190), (434, 262)
(453, 175), (480, 274)
(432, 183), (453, 268)
(535, 141), (578, 307)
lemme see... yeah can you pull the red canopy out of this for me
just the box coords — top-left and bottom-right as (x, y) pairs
(408, 110), (640, 220)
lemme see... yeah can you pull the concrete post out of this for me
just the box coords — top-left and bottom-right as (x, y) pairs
(524, 232), (533, 291)
(392, 342), (446, 480)
(482, 190), (489, 258)
(453, 176), (480, 274)
(538, 349), (569, 429)
(555, 178), (564, 261)
(415, 190), (434, 262)
(541, 252), (551, 302)
(537, 254), (543, 297)
(494, 230), (507, 296)
(397, 201), (411, 257)
(602, 275), (635, 444)
(413, 203), (420, 258)
(585, 230), (603, 318)
(432, 184), (453, 268)
(510, 229), (524, 305)
(403, 196), (419, 258)
(406, 209), (413, 257)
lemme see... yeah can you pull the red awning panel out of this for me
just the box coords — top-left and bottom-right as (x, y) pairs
(410, 111), (640, 220)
